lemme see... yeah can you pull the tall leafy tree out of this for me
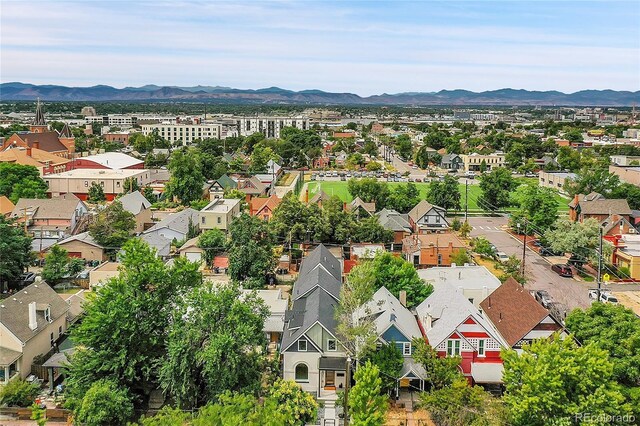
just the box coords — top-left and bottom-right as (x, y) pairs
(510, 184), (559, 234)
(166, 148), (205, 205)
(564, 167), (620, 197)
(198, 228), (227, 266)
(478, 167), (516, 210)
(347, 178), (390, 208)
(427, 175), (461, 211)
(502, 336), (631, 426)
(266, 379), (319, 425)
(369, 252), (432, 308)
(87, 182), (106, 203)
(350, 216), (393, 243)
(412, 339), (462, 390)
(566, 303), (640, 387)
(65, 239), (201, 411)
(0, 163), (47, 203)
(348, 361), (387, 426)
(159, 283), (268, 409)
(88, 201), (136, 248)
(0, 216), (32, 291)
(42, 245), (84, 285)
(386, 183), (421, 213)
(227, 213), (276, 288)
(364, 343), (404, 395)
(76, 379), (134, 426)
(543, 217), (601, 262)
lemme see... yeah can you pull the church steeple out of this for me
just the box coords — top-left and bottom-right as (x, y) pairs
(30, 98), (48, 133)
(59, 122), (72, 138)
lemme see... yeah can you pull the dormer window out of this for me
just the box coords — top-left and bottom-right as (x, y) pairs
(44, 307), (51, 322)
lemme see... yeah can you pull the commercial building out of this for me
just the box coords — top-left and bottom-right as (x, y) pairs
(609, 165), (640, 187)
(460, 152), (505, 172)
(44, 169), (152, 201)
(71, 152), (144, 170)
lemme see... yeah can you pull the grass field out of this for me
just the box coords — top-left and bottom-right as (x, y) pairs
(306, 180), (570, 213)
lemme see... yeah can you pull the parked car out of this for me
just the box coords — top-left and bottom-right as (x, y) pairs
(534, 289), (553, 308)
(415, 178), (422, 182)
(496, 252), (510, 263)
(600, 293), (619, 304)
(551, 264), (573, 278)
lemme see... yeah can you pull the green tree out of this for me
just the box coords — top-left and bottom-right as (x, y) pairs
(348, 361), (387, 426)
(414, 145), (441, 169)
(420, 379), (508, 426)
(502, 336), (630, 426)
(227, 213), (276, 288)
(412, 339), (462, 390)
(556, 146), (582, 171)
(371, 252), (432, 308)
(478, 168), (516, 210)
(543, 217), (601, 262)
(365, 161), (382, 171)
(0, 378), (40, 407)
(76, 379), (134, 426)
(351, 216), (393, 243)
(122, 176), (140, 194)
(250, 142), (279, 173)
(0, 163), (47, 203)
(459, 220), (472, 238)
(427, 175), (461, 211)
(42, 245), (81, 284)
(0, 216), (32, 291)
(365, 343), (404, 395)
(386, 183), (421, 213)
(566, 303), (640, 387)
(510, 184), (559, 234)
(394, 134), (413, 160)
(198, 228), (226, 266)
(471, 237), (494, 257)
(450, 248), (471, 266)
(64, 239), (201, 411)
(166, 149), (205, 205)
(336, 260), (377, 359)
(160, 283), (268, 409)
(347, 178), (390, 208)
(564, 167), (620, 197)
(87, 182), (106, 203)
(266, 379), (319, 425)
(88, 201), (135, 248)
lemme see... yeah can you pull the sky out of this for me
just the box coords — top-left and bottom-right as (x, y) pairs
(1, 1), (639, 95)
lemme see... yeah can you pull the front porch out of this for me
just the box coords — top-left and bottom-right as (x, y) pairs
(0, 348), (22, 385)
(318, 357), (347, 400)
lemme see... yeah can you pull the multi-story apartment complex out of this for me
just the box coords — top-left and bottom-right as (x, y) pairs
(140, 122), (224, 145)
(85, 115), (138, 127)
(236, 116), (310, 138)
(44, 168), (152, 201)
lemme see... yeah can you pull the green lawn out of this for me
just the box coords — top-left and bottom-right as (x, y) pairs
(307, 180), (569, 213)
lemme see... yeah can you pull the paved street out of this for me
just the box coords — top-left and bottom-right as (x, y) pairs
(468, 216), (592, 314)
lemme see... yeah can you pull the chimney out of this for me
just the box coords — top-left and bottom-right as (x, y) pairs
(28, 302), (37, 330)
(425, 314), (433, 330)
(33, 141), (40, 150)
(26, 146), (32, 156)
(399, 290), (407, 307)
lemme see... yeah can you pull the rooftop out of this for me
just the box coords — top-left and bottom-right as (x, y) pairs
(417, 265), (501, 291)
(78, 152), (143, 169)
(46, 168), (148, 179)
(201, 198), (241, 213)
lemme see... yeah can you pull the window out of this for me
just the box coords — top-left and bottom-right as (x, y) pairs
(44, 307), (51, 322)
(294, 363), (309, 382)
(402, 342), (412, 356)
(478, 339), (486, 356)
(84, 181), (88, 187)
(327, 339), (337, 351)
(59, 326), (63, 336)
(217, 216), (221, 224)
(435, 215), (441, 223)
(50, 332), (54, 347)
(447, 339), (461, 356)
(298, 340), (308, 352)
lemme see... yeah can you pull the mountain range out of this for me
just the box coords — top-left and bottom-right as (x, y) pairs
(1, 82), (638, 106)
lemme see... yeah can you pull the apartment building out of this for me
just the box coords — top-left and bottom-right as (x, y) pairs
(460, 152), (506, 172)
(236, 116), (309, 138)
(141, 122), (223, 145)
(538, 171), (576, 194)
(85, 115), (138, 127)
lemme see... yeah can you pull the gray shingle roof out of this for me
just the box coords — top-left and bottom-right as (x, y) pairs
(297, 244), (342, 283)
(143, 208), (199, 237)
(12, 194), (83, 221)
(0, 283), (69, 344)
(118, 191), (151, 215)
(376, 208), (411, 232)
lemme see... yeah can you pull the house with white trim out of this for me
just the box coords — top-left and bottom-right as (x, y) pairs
(281, 244), (347, 399)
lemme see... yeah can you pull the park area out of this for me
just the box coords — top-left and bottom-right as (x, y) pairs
(306, 180), (570, 213)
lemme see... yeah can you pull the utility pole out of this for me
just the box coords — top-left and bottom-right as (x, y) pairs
(465, 179), (469, 221)
(597, 225), (603, 301)
(521, 219), (527, 280)
(343, 356), (352, 426)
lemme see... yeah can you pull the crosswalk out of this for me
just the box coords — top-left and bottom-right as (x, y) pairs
(472, 226), (503, 231)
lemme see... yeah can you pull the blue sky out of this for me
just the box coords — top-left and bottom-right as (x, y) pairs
(1, 1), (638, 95)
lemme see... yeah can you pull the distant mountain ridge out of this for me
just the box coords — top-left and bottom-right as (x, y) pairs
(1, 82), (638, 106)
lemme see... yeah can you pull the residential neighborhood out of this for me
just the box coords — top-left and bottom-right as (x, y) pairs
(2, 2), (640, 418)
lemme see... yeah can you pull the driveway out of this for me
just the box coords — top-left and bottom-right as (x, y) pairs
(467, 216), (592, 313)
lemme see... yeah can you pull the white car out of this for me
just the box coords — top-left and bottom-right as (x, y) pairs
(496, 252), (510, 263)
(600, 293), (619, 304)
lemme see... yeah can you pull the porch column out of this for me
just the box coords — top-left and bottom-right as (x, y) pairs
(48, 367), (54, 393)
(2, 366), (8, 384)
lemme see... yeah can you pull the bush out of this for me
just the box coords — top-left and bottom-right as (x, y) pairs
(0, 378), (40, 407)
(451, 217), (462, 231)
(76, 379), (134, 426)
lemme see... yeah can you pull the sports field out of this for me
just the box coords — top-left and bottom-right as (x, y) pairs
(306, 180), (570, 213)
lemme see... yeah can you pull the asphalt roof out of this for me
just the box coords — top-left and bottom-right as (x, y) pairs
(119, 191), (151, 215)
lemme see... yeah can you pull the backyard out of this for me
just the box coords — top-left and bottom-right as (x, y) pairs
(306, 180), (570, 213)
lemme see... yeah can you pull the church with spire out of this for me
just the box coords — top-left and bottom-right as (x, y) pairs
(1, 100), (76, 158)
